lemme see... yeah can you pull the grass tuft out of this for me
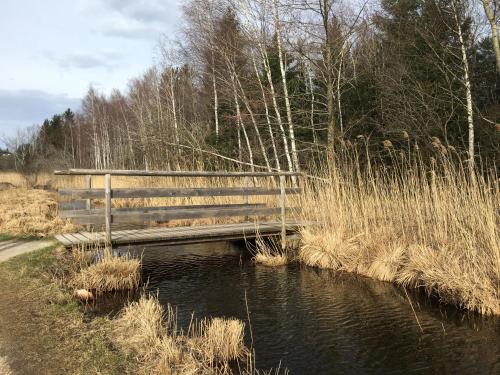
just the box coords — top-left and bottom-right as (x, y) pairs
(250, 235), (289, 267)
(71, 250), (141, 293)
(114, 294), (249, 374)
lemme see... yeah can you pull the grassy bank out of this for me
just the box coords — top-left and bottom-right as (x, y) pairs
(0, 245), (134, 374)
(299, 156), (499, 315)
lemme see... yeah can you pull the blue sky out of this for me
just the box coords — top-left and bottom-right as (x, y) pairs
(0, 0), (182, 146)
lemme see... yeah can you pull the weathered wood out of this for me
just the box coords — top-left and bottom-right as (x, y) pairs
(58, 187), (301, 199)
(243, 176), (249, 221)
(54, 169), (302, 177)
(85, 174), (92, 231)
(85, 175), (92, 211)
(60, 203), (266, 218)
(55, 221), (306, 247)
(279, 175), (286, 250)
(65, 206), (295, 225)
(59, 200), (87, 211)
(105, 174), (112, 245)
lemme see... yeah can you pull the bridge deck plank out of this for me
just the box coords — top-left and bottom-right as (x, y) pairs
(55, 221), (307, 247)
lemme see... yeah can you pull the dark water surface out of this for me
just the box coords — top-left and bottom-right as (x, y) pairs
(123, 242), (499, 374)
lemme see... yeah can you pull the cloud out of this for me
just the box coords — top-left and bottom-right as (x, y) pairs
(104, 0), (178, 23)
(0, 89), (80, 138)
(100, 19), (164, 40)
(44, 50), (124, 70)
(93, 0), (181, 40)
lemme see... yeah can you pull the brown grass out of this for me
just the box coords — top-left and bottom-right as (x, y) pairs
(0, 187), (77, 237)
(114, 294), (249, 374)
(71, 249), (141, 293)
(299, 155), (500, 315)
(0, 355), (12, 375)
(251, 235), (289, 267)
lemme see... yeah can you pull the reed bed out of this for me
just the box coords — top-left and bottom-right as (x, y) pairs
(0, 187), (76, 237)
(114, 294), (249, 374)
(299, 155), (499, 315)
(71, 249), (141, 293)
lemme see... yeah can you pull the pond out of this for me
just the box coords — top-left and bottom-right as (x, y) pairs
(123, 241), (499, 374)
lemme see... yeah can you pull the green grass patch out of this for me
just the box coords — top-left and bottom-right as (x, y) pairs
(0, 245), (135, 374)
(0, 232), (51, 242)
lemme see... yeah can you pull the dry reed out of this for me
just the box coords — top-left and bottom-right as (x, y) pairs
(71, 249), (141, 293)
(0, 187), (76, 237)
(251, 235), (289, 267)
(114, 294), (249, 374)
(299, 154), (499, 315)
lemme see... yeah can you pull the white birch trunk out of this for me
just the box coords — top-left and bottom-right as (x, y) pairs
(273, 0), (300, 172)
(231, 73), (255, 171)
(452, 0), (474, 166)
(482, 0), (500, 73)
(252, 54), (281, 171)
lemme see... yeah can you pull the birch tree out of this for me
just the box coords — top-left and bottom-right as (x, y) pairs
(481, 0), (500, 72)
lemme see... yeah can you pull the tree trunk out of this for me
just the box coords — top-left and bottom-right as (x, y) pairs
(231, 72), (255, 171)
(482, 0), (500, 73)
(252, 54), (281, 171)
(273, 0), (300, 172)
(452, 0), (474, 167)
(261, 47), (294, 174)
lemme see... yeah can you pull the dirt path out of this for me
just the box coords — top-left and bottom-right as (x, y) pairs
(0, 239), (55, 375)
(0, 240), (55, 263)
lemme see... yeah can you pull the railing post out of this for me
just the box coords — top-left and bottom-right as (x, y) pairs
(105, 173), (112, 246)
(279, 175), (286, 250)
(243, 176), (249, 221)
(85, 174), (92, 230)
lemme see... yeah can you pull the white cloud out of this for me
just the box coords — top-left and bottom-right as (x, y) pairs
(93, 0), (181, 40)
(43, 50), (124, 70)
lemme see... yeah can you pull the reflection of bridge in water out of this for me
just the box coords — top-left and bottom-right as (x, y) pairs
(53, 169), (307, 248)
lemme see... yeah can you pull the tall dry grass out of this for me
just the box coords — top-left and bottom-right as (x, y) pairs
(299, 153), (499, 315)
(114, 294), (249, 374)
(0, 186), (76, 237)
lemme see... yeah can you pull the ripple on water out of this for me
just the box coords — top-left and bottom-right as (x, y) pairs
(122, 242), (500, 375)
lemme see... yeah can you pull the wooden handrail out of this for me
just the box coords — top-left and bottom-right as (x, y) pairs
(58, 187), (301, 199)
(54, 169), (302, 177)
(59, 205), (295, 225)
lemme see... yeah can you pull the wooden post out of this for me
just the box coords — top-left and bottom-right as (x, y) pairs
(279, 175), (286, 250)
(105, 173), (112, 246)
(85, 175), (92, 230)
(243, 176), (249, 221)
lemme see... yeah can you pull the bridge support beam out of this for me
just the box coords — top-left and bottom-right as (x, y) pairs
(280, 175), (286, 250)
(105, 173), (112, 246)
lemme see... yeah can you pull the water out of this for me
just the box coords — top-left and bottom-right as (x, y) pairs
(125, 242), (499, 374)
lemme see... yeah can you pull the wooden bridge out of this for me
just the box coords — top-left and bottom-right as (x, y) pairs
(54, 169), (306, 248)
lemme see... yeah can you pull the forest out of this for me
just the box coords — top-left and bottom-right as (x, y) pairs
(5, 0), (499, 174)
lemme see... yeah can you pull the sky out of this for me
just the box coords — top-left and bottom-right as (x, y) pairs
(0, 0), (182, 146)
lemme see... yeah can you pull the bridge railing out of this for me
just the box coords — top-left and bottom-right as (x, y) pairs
(54, 169), (302, 247)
